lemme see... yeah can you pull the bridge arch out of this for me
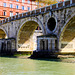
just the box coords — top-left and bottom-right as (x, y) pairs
(17, 18), (44, 51)
(59, 13), (75, 52)
(0, 27), (8, 39)
(18, 17), (45, 35)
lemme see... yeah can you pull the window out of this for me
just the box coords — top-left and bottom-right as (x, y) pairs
(10, 4), (13, 8)
(3, 11), (6, 16)
(28, 7), (30, 11)
(28, 0), (30, 4)
(22, 0), (25, 3)
(10, 11), (13, 16)
(16, 12), (19, 15)
(22, 6), (24, 10)
(3, 3), (6, 7)
(16, 5), (19, 9)
(16, 0), (19, 2)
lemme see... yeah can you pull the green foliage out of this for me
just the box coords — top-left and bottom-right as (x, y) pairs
(32, 0), (57, 5)
(32, 0), (57, 8)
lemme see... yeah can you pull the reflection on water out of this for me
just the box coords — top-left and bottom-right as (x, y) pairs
(0, 57), (75, 75)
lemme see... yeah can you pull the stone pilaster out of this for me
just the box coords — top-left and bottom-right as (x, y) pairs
(0, 40), (1, 53)
(37, 38), (40, 51)
(44, 39), (47, 50)
(40, 39), (43, 50)
(52, 39), (55, 50)
(73, 38), (75, 50)
(48, 39), (51, 51)
(6, 41), (7, 51)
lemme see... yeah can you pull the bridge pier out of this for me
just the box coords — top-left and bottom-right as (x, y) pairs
(37, 35), (57, 52)
(31, 34), (58, 58)
(0, 38), (16, 55)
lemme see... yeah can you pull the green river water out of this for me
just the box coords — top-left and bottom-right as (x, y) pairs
(0, 57), (75, 75)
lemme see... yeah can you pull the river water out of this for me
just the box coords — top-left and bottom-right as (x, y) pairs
(0, 57), (75, 75)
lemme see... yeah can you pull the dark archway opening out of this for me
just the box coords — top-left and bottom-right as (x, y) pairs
(36, 26), (41, 30)
(47, 17), (56, 31)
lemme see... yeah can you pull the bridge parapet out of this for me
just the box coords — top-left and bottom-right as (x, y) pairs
(0, 0), (75, 25)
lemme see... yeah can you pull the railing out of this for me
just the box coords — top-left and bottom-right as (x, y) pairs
(0, 0), (75, 25)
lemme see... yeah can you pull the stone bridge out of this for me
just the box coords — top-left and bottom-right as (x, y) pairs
(0, 0), (75, 54)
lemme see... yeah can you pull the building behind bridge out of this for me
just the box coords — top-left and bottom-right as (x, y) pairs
(0, 0), (37, 20)
(0, 0), (66, 20)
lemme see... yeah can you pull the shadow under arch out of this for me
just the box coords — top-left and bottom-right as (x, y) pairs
(0, 27), (8, 39)
(59, 15), (75, 52)
(17, 21), (43, 52)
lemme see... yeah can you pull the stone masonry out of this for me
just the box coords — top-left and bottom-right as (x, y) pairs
(0, 0), (75, 54)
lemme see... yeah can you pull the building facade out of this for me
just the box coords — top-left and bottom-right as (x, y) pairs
(0, 0), (37, 20)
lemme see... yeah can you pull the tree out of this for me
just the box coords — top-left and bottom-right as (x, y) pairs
(32, 0), (57, 8)
(35, 0), (57, 4)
